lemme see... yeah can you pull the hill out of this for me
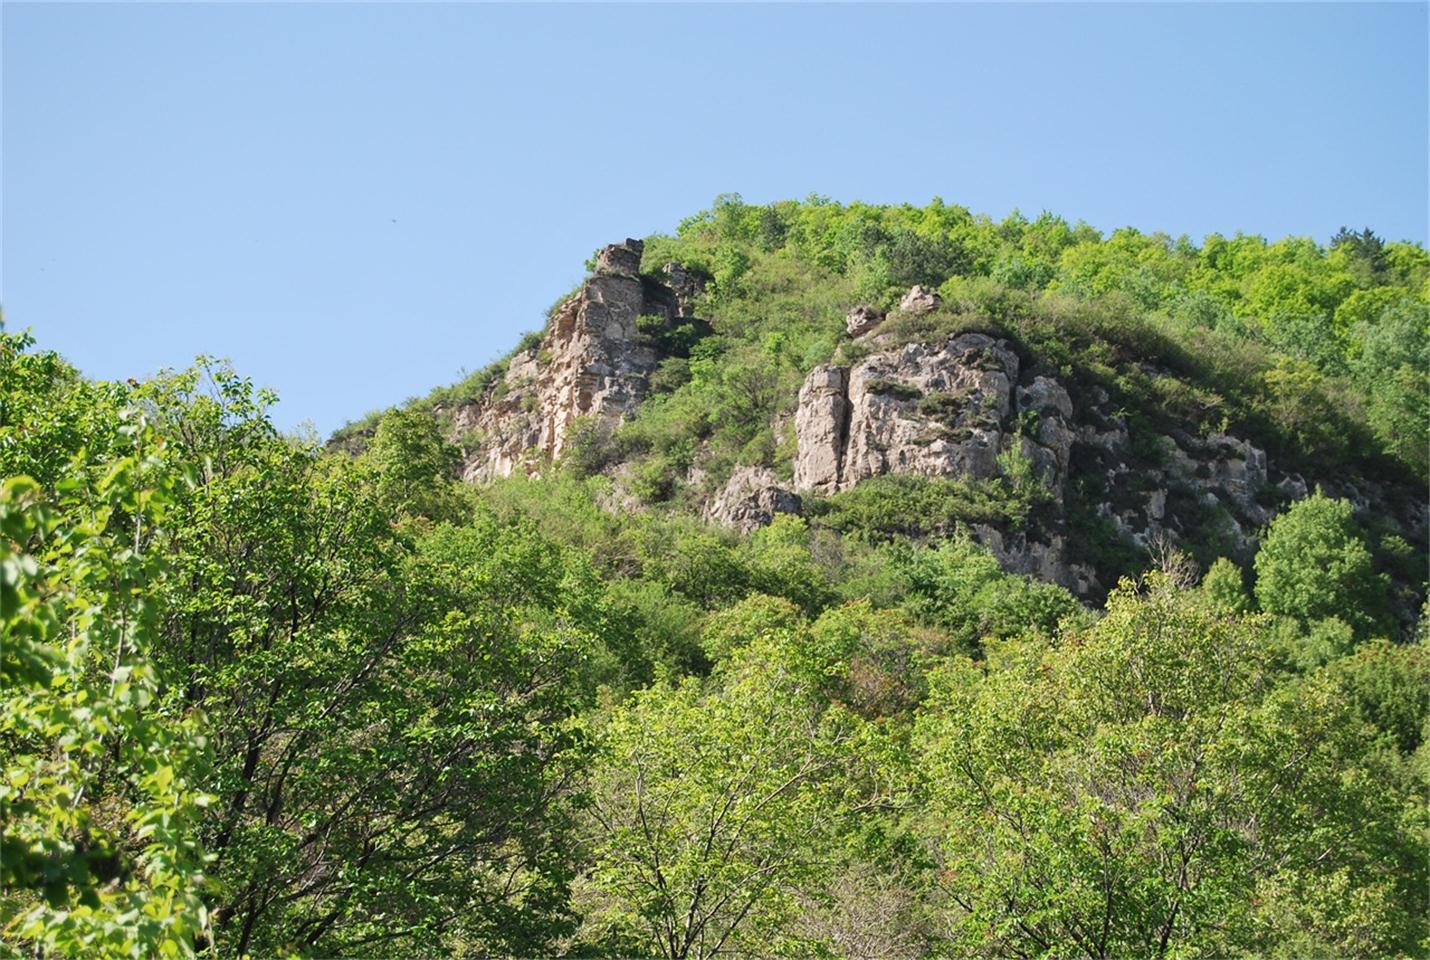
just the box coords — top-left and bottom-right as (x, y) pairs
(4, 197), (1427, 958)
(339, 196), (1428, 620)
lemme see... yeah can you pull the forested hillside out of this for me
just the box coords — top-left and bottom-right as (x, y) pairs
(3, 197), (1428, 959)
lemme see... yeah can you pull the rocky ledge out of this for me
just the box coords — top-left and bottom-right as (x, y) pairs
(452, 239), (702, 481)
(781, 308), (1424, 599)
(450, 257), (1425, 608)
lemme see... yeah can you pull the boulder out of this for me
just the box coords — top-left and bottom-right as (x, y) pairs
(845, 305), (886, 338)
(899, 285), (942, 314)
(595, 239), (643, 276)
(707, 466), (802, 533)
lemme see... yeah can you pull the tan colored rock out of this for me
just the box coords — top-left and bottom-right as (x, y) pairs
(840, 334), (1019, 489)
(706, 466), (802, 533)
(971, 524), (1100, 596)
(453, 241), (670, 481)
(794, 334), (1029, 494)
(1016, 376), (1076, 495)
(899, 285), (941, 314)
(793, 364), (849, 494)
(845, 305), (885, 338)
(595, 238), (643, 276)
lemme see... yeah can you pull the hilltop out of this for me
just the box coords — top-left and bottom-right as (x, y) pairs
(337, 196), (1428, 619)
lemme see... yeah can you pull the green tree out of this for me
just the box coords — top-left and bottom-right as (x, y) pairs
(3, 351), (613, 957)
(1200, 556), (1250, 613)
(2, 460), (212, 958)
(1348, 298), (1429, 474)
(916, 576), (1426, 957)
(1253, 491), (1388, 638)
(583, 630), (873, 958)
(897, 535), (1083, 654)
(366, 406), (464, 521)
(146, 378), (610, 956)
(1330, 226), (1389, 282)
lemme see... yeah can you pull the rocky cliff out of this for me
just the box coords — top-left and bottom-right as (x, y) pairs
(775, 307), (1426, 599)
(450, 239), (701, 481)
(447, 247), (1425, 607)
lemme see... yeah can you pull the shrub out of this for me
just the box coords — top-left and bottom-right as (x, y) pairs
(1253, 492), (1389, 639)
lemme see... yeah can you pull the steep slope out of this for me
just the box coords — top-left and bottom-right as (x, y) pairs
(448, 240), (680, 480)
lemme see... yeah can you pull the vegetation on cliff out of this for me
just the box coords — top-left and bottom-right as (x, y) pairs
(593, 195), (1427, 502)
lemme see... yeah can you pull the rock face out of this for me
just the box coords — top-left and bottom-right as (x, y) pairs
(792, 365), (849, 494)
(843, 335), (1020, 489)
(452, 240), (702, 481)
(788, 329), (1402, 598)
(790, 333), (1095, 593)
(662, 261), (703, 315)
(595, 239), (643, 276)
(442, 243), (1424, 612)
(1015, 376), (1076, 499)
(795, 334), (1030, 494)
(706, 466), (802, 534)
(970, 524), (1100, 598)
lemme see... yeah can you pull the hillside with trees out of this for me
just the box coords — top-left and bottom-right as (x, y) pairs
(3, 196), (1427, 958)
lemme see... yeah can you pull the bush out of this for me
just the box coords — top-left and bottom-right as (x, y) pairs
(1253, 492), (1389, 639)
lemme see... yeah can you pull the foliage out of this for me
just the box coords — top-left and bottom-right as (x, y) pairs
(583, 629), (872, 959)
(915, 576), (1427, 958)
(365, 406), (465, 521)
(1, 464), (212, 955)
(142, 372), (611, 957)
(1253, 491), (1389, 639)
(896, 535), (1084, 655)
(805, 474), (1044, 542)
(11, 187), (1430, 959)
(620, 197), (1426, 494)
(0, 338), (622, 957)
(1200, 556), (1251, 614)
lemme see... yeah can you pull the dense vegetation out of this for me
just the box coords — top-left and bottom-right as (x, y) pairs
(336, 196), (1426, 591)
(4, 196), (1428, 958)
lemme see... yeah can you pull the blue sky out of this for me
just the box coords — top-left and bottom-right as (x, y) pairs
(5, 2), (1427, 435)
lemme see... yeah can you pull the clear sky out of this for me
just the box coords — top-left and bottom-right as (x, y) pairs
(5, 2), (1427, 436)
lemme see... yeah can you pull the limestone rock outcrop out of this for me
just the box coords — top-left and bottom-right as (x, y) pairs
(706, 466), (802, 534)
(452, 239), (702, 481)
(787, 327), (1392, 598)
(792, 365), (849, 494)
(594, 239), (643, 276)
(437, 240), (1423, 611)
(845, 305), (886, 338)
(970, 524), (1100, 597)
(794, 334), (1030, 495)
(1015, 376), (1076, 497)
(899, 285), (942, 314)
(844, 335), (1019, 488)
